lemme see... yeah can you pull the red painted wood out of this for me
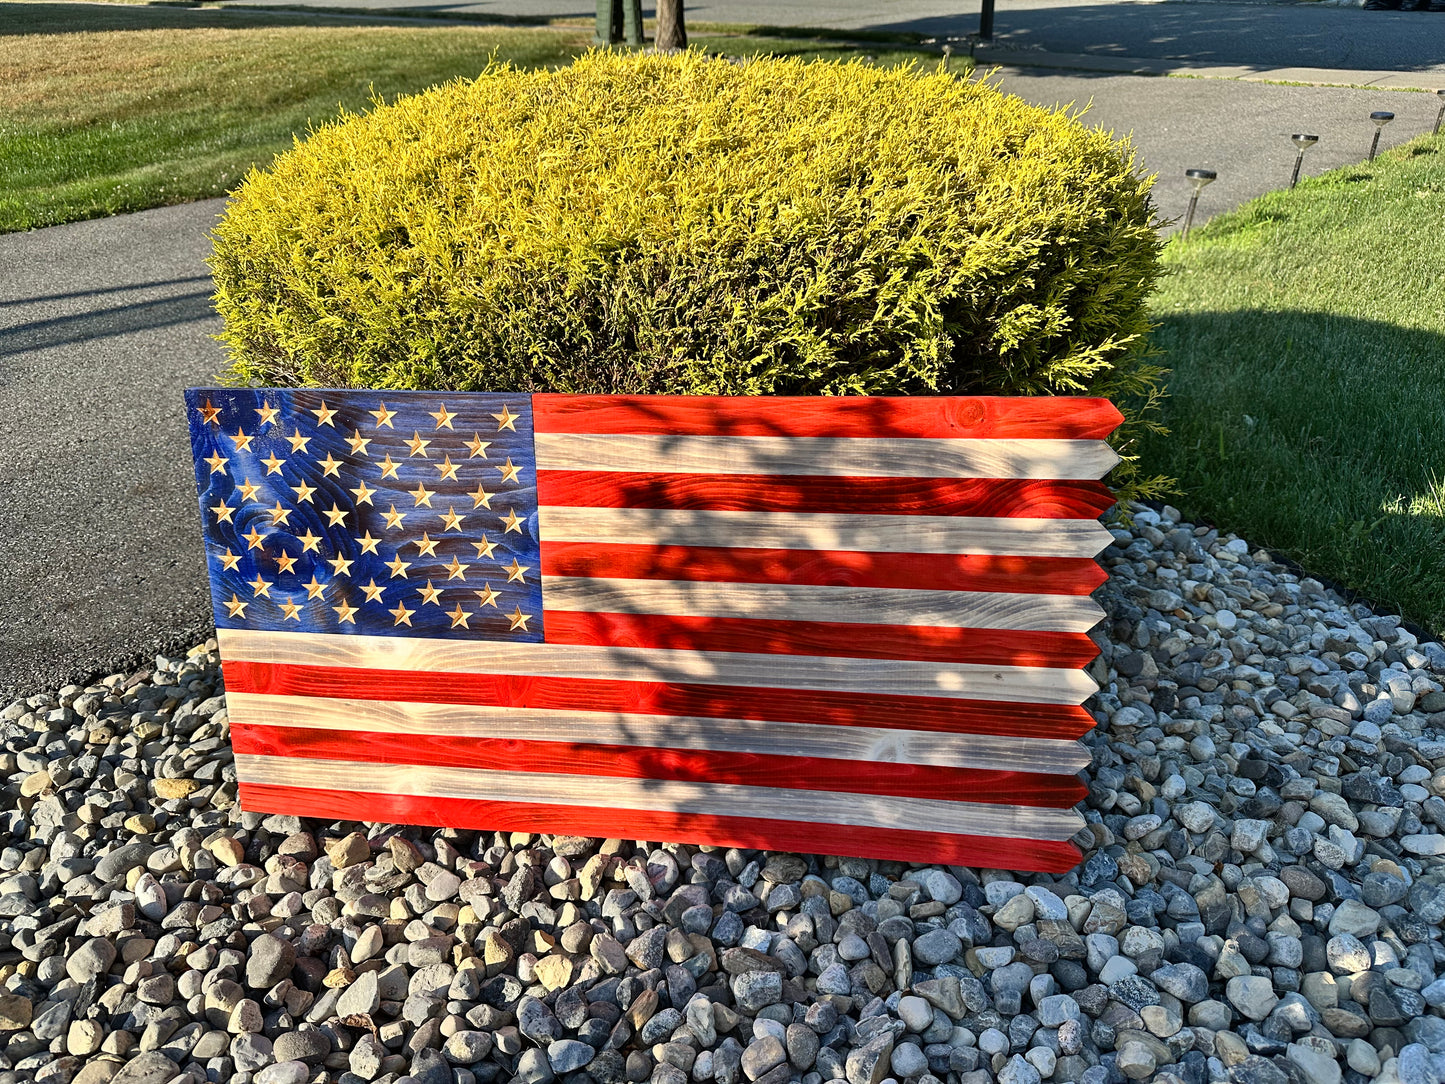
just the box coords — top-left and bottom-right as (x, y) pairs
(537, 471), (1115, 519)
(540, 543), (1108, 595)
(532, 394), (1124, 440)
(230, 725), (1089, 806)
(224, 661), (1098, 739)
(237, 781), (1084, 871)
(543, 611), (1099, 668)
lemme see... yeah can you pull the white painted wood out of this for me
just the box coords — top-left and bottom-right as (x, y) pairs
(234, 753), (1087, 840)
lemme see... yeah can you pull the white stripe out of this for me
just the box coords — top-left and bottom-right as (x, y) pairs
(537, 507), (1113, 558)
(218, 628), (1097, 704)
(234, 754), (1086, 841)
(224, 693), (1093, 774)
(541, 576), (1104, 631)
(534, 433), (1118, 480)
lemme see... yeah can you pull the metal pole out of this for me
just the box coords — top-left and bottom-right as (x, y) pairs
(979, 0), (995, 41)
(1435, 98), (1445, 136)
(1369, 129), (1382, 162)
(595, 0), (617, 45)
(1183, 193), (1200, 239)
(623, 0), (643, 46)
(1290, 151), (1305, 189)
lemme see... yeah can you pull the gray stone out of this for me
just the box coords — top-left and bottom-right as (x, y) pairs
(245, 933), (296, 989)
(549, 1039), (596, 1074)
(911, 929), (962, 966)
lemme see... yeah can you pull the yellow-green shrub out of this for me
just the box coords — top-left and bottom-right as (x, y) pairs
(211, 49), (1168, 499)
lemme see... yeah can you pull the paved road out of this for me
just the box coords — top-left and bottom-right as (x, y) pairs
(2, 1), (1443, 697)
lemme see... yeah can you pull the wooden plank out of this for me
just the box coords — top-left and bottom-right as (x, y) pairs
(238, 780), (1085, 871)
(540, 543), (1109, 596)
(223, 660), (1099, 739)
(234, 753), (1088, 839)
(533, 433), (1120, 480)
(537, 471), (1117, 519)
(217, 628), (1097, 704)
(533, 394), (1124, 440)
(541, 576), (1105, 631)
(537, 507), (1115, 558)
(222, 692), (1094, 774)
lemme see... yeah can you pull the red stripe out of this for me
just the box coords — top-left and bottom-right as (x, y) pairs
(540, 543), (1106, 595)
(532, 394), (1123, 440)
(223, 661), (1097, 739)
(536, 471), (1114, 519)
(238, 781), (1083, 871)
(543, 611), (1099, 668)
(231, 725), (1088, 807)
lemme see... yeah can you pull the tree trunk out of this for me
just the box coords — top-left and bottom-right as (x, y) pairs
(656, 0), (687, 51)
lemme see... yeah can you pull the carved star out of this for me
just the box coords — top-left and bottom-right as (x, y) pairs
(346, 429), (372, 456)
(378, 454), (401, 480)
(237, 477), (262, 502)
(412, 532), (439, 557)
(464, 433), (491, 459)
(474, 583), (499, 608)
(248, 574), (273, 598)
(204, 452), (229, 475)
(385, 554), (412, 579)
(496, 457), (522, 484)
(198, 398), (222, 425)
(382, 504), (406, 530)
(327, 554), (354, 577)
(296, 529), (322, 553)
(429, 403), (457, 430)
(260, 452), (286, 476)
(312, 401), (338, 427)
(434, 455), (459, 482)
(472, 535), (497, 560)
(210, 501), (236, 524)
(275, 552), (299, 575)
(290, 479), (316, 504)
(410, 482), (434, 508)
(416, 580), (444, 605)
(507, 606), (532, 632)
(323, 503), (348, 527)
(303, 575), (328, 600)
(370, 402), (396, 428)
(349, 480), (375, 506)
(267, 501), (293, 527)
(332, 597), (357, 624)
(492, 404), (518, 432)
(231, 427), (255, 452)
(504, 558), (529, 583)
(500, 508), (524, 533)
(318, 453), (343, 477)
(278, 599), (304, 622)
(286, 428), (311, 454)
(218, 548), (242, 571)
(255, 401), (280, 427)
(360, 579), (386, 603)
(468, 483), (493, 510)
(406, 431), (431, 458)
(354, 531), (381, 555)
(389, 602), (414, 627)
(439, 506), (465, 532)
(242, 526), (267, 551)
(447, 604), (471, 629)
(442, 555), (469, 581)
(223, 593), (248, 618)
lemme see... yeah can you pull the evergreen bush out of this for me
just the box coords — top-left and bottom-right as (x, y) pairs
(210, 49), (1168, 499)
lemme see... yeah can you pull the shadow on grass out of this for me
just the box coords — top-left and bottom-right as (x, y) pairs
(1141, 309), (1445, 638)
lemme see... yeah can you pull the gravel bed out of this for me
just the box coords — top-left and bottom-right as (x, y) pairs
(5, 504), (1445, 1084)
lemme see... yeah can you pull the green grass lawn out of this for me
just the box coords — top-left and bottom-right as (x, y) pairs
(1141, 136), (1445, 636)
(0, 2), (958, 233)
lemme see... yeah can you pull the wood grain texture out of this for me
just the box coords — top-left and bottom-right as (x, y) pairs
(233, 753), (1088, 839)
(217, 628), (1097, 704)
(229, 724), (1089, 806)
(537, 471), (1117, 519)
(222, 692), (1094, 774)
(543, 611), (1099, 668)
(540, 543), (1109, 596)
(532, 394), (1124, 440)
(541, 577), (1105, 632)
(224, 660), (1098, 739)
(537, 507), (1115, 558)
(533, 433), (1120, 481)
(237, 781), (1085, 871)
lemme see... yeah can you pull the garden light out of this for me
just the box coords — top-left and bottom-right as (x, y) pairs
(1435, 90), (1445, 137)
(1182, 168), (1216, 239)
(1369, 111), (1394, 162)
(1289, 134), (1319, 189)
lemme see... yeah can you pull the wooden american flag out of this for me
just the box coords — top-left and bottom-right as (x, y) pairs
(185, 389), (1118, 873)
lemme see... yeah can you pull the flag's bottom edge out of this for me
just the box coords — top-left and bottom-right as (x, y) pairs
(237, 782), (1084, 874)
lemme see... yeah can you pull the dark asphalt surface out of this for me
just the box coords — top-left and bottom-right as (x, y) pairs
(2, 2), (1442, 698)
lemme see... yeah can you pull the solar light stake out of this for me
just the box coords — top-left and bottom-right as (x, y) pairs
(1182, 169), (1216, 239)
(1435, 90), (1445, 137)
(1290, 134), (1319, 189)
(942, 43), (953, 72)
(1369, 111), (1395, 162)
